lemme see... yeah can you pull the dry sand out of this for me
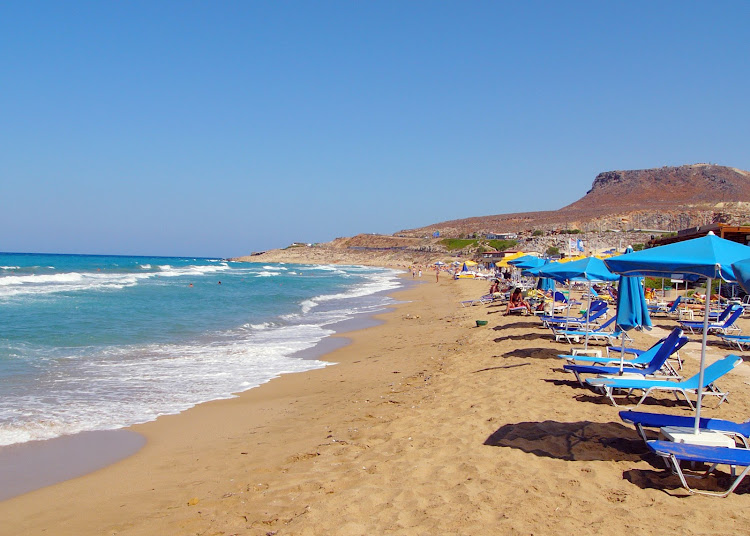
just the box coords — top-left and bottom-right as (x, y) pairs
(3, 275), (750, 535)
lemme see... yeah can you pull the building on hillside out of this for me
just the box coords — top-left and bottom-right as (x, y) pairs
(485, 232), (518, 240)
(648, 223), (750, 247)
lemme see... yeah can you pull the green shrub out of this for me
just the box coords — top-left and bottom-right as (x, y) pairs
(486, 239), (518, 251)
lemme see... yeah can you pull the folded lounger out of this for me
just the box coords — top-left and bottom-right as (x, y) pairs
(562, 328), (686, 385)
(647, 440), (750, 497)
(619, 410), (750, 447)
(585, 354), (742, 408)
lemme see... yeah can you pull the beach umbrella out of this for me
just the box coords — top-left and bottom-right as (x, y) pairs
(509, 256), (545, 270)
(534, 257), (618, 349)
(605, 232), (750, 433)
(731, 258), (750, 293)
(434, 261), (445, 266)
(537, 274), (556, 292)
(613, 247), (652, 372)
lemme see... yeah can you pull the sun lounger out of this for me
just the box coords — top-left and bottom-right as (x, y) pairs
(647, 440), (750, 497)
(608, 336), (684, 371)
(552, 316), (620, 344)
(649, 296), (682, 317)
(460, 293), (503, 307)
(562, 328), (686, 385)
(559, 333), (683, 373)
(541, 302), (608, 329)
(586, 354), (742, 408)
(619, 410), (750, 447)
(678, 307), (743, 335)
(717, 333), (750, 351)
(539, 300), (607, 326)
(707, 303), (736, 322)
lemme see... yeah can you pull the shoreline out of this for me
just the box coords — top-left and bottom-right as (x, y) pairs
(3, 275), (750, 534)
(0, 271), (413, 503)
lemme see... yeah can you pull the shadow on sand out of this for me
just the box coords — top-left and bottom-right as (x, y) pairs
(499, 347), (559, 360)
(492, 321), (539, 330)
(484, 420), (648, 462)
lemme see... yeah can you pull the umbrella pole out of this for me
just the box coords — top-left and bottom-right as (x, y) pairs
(619, 331), (626, 374)
(694, 276), (712, 434)
(584, 282), (592, 350)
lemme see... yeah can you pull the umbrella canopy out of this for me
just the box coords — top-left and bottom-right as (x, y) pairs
(434, 261), (446, 266)
(534, 257), (618, 349)
(605, 232), (750, 433)
(614, 247), (653, 371)
(496, 252), (525, 268)
(509, 255), (545, 270)
(538, 256), (619, 284)
(731, 257), (750, 293)
(605, 232), (750, 281)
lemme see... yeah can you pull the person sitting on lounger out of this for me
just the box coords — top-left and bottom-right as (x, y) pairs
(489, 279), (503, 297)
(505, 288), (532, 315)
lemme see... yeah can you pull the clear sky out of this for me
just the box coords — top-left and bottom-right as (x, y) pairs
(2, 1), (749, 258)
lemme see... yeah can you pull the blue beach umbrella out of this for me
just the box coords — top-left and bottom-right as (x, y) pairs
(535, 257), (618, 349)
(614, 247), (652, 372)
(537, 256), (618, 284)
(510, 256), (545, 270)
(530, 259), (556, 293)
(605, 232), (750, 433)
(731, 258), (750, 294)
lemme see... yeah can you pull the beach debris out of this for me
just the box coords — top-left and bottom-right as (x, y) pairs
(187, 497), (200, 506)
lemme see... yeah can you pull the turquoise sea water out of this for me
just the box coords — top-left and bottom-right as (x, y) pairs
(0, 253), (403, 446)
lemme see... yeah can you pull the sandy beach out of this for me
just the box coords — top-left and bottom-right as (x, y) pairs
(3, 273), (750, 535)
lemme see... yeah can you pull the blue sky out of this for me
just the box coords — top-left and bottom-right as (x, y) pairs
(2, 1), (749, 257)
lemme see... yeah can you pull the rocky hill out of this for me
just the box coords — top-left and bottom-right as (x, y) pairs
(399, 164), (750, 237)
(236, 164), (750, 266)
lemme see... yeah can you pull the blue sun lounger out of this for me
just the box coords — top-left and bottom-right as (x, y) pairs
(716, 333), (750, 351)
(619, 410), (750, 447)
(559, 333), (686, 377)
(585, 354), (742, 408)
(648, 295), (682, 317)
(647, 440), (750, 497)
(562, 328), (686, 385)
(552, 316), (620, 344)
(678, 307), (743, 335)
(539, 300), (608, 328)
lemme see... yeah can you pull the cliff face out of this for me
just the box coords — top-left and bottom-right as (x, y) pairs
(561, 164), (750, 214)
(400, 164), (750, 237)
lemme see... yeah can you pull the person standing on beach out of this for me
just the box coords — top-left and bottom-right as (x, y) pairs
(435, 266), (440, 282)
(418, 268), (422, 277)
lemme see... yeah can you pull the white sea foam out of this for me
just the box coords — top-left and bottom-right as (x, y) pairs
(255, 271), (281, 277)
(0, 262), (404, 447)
(0, 271), (153, 298)
(299, 269), (402, 312)
(157, 263), (230, 277)
(0, 323), (333, 446)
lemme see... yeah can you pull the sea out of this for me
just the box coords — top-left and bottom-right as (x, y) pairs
(0, 252), (405, 448)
